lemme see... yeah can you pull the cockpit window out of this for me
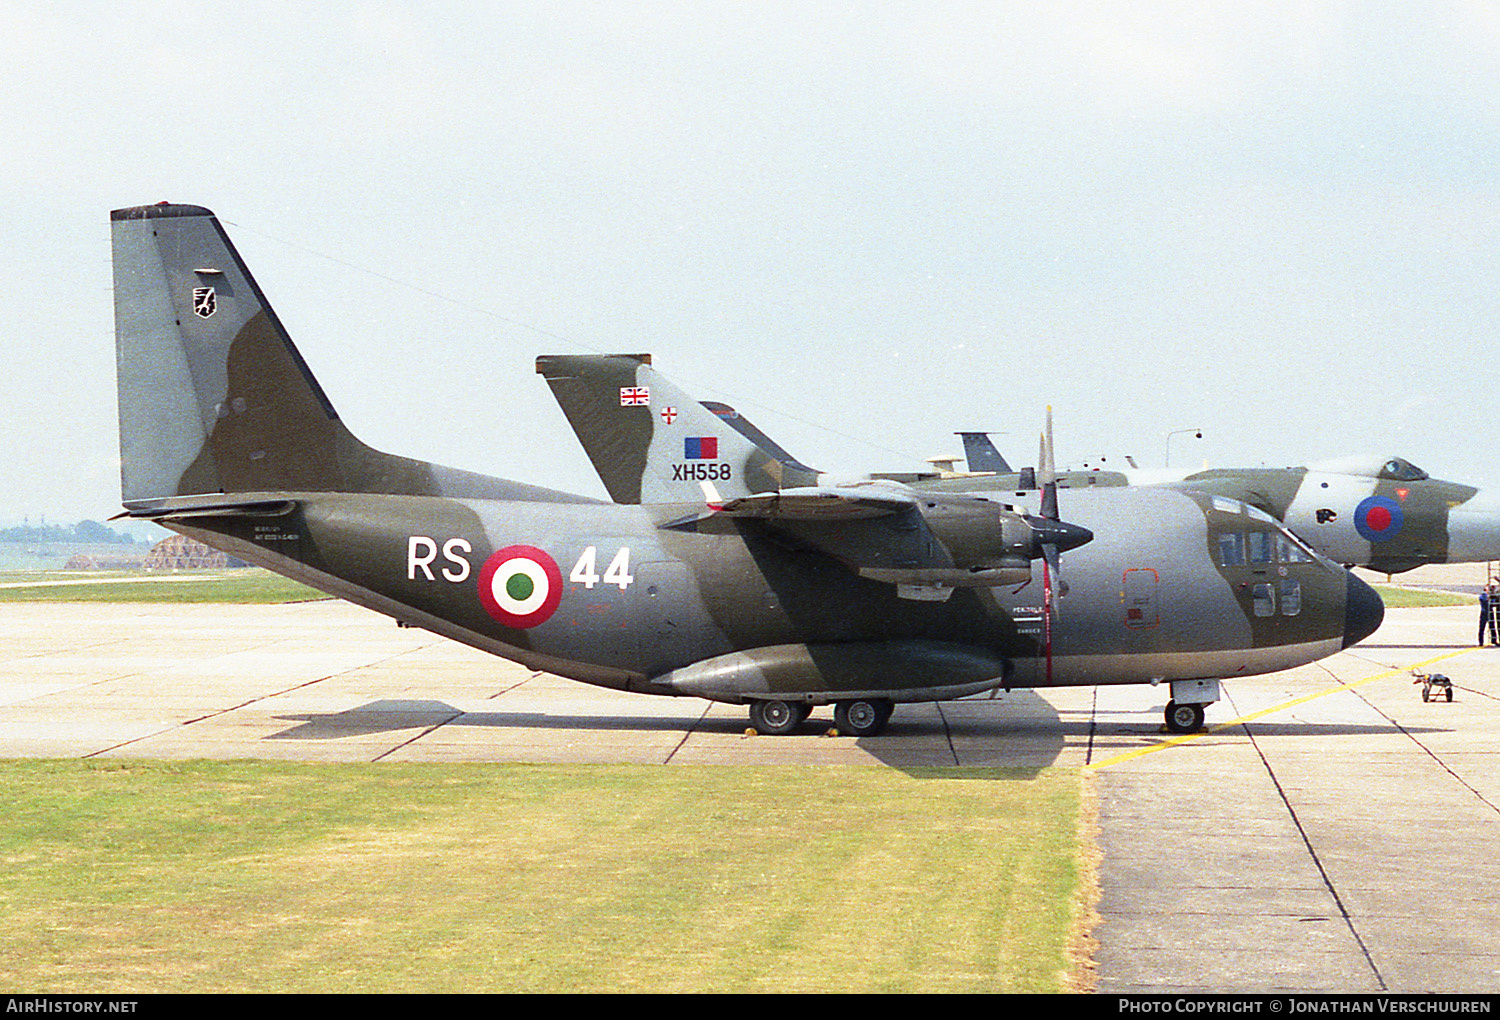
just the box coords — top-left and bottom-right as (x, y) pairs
(1218, 533), (1245, 566)
(1277, 532), (1314, 563)
(1248, 531), (1274, 564)
(1380, 458), (1429, 482)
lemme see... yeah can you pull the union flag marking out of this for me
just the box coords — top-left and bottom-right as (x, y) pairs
(619, 386), (650, 406)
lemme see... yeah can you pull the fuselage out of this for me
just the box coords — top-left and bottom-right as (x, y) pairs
(164, 485), (1381, 705)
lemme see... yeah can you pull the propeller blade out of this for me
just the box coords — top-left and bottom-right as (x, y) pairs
(1040, 406), (1056, 485)
(1043, 542), (1068, 598)
(1039, 405), (1059, 521)
(1041, 549), (1055, 683)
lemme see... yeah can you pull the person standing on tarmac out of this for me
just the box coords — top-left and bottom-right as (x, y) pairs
(1481, 584), (1499, 646)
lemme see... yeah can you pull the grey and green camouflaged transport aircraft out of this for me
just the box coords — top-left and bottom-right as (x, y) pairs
(111, 203), (1383, 737)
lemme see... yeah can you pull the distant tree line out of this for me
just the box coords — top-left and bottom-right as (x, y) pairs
(0, 521), (145, 545)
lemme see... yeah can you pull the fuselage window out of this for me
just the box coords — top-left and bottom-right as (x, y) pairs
(1253, 582), (1276, 617)
(1280, 579), (1302, 616)
(1218, 533), (1245, 566)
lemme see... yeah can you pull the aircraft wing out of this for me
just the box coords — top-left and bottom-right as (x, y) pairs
(712, 485), (917, 520)
(662, 484), (1055, 595)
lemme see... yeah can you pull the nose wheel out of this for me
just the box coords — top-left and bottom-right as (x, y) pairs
(1164, 700), (1206, 734)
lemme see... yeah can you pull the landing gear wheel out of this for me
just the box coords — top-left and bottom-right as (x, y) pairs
(749, 699), (810, 736)
(834, 698), (894, 737)
(1164, 700), (1206, 734)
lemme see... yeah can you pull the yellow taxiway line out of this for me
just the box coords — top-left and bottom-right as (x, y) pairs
(1084, 647), (1482, 772)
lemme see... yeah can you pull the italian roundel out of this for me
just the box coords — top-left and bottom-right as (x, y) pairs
(478, 545), (563, 628)
(1354, 495), (1405, 543)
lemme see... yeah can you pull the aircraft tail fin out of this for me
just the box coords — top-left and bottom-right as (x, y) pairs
(957, 432), (1012, 474)
(536, 354), (820, 504)
(112, 203), (585, 507)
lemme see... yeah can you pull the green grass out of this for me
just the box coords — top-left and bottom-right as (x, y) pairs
(1372, 585), (1473, 608)
(0, 760), (1090, 993)
(0, 569), (327, 603)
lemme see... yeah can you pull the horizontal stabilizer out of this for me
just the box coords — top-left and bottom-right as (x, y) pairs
(115, 496), (299, 520)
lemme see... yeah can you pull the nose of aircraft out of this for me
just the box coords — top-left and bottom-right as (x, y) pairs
(1445, 490), (1500, 563)
(1343, 571), (1385, 648)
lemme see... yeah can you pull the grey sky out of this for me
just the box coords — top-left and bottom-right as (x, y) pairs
(6, 2), (1500, 522)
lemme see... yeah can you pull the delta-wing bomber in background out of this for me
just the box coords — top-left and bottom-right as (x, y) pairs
(111, 204), (1382, 738)
(543, 355), (1499, 578)
(923, 434), (1500, 576)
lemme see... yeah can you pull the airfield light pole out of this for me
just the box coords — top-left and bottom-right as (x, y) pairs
(1164, 428), (1202, 468)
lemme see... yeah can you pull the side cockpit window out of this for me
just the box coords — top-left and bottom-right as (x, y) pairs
(1218, 533), (1245, 566)
(1248, 531), (1273, 564)
(1219, 527), (1317, 568)
(1277, 532), (1314, 563)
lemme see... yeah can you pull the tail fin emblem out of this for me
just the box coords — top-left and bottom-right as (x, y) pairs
(192, 286), (216, 318)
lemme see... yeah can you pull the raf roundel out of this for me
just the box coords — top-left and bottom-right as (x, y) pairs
(478, 545), (564, 628)
(1354, 495), (1405, 543)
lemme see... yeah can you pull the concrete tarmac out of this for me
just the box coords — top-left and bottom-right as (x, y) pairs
(0, 595), (1496, 992)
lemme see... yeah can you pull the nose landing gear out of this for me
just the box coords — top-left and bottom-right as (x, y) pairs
(1163, 678), (1218, 734)
(1164, 700), (1207, 734)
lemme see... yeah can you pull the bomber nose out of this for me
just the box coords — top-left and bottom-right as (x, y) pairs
(1343, 571), (1385, 648)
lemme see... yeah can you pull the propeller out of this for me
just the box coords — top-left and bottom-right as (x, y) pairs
(1024, 406), (1093, 682)
(1029, 407), (1092, 591)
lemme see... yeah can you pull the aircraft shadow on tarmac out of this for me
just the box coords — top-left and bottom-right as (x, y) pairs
(1222, 720), (1455, 737)
(262, 692), (1451, 760)
(265, 699), (734, 740)
(263, 691), (1069, 774)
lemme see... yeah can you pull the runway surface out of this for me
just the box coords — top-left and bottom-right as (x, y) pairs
(0, 595), (1495, 993)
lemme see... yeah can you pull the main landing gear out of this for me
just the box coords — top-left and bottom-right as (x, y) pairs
(747, 699), (812, 736)
(834, 698), (894, 737)
(746, 698), (894, 737)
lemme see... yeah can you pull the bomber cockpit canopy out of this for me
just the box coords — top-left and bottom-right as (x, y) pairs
(1309, 455), (1430, 482)
(1380, 457), (1429, 481)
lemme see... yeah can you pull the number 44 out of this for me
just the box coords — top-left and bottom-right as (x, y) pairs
(569, 546), (635, 590)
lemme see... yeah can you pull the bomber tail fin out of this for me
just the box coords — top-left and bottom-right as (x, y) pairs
(112, 203), (586, 508)
(535, 354), (820, 504)
(956, 432), (1012, 474)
